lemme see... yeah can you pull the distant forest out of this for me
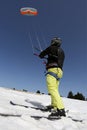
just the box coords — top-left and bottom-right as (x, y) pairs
(67, 91), (86, 101)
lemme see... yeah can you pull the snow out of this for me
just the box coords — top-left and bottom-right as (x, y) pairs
(0, 87), (87, 130)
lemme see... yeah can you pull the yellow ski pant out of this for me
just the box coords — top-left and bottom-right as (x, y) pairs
(46, 68), (64, 110)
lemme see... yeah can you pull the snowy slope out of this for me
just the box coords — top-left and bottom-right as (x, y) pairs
(0, 87), (87, 130)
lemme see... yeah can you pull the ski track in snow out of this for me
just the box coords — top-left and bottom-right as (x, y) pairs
(0, 87), (87, 130)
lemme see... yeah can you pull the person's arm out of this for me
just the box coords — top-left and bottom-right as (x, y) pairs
(39, 47), (50, 58)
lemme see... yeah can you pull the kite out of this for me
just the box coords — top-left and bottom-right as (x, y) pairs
(20, 7), (38, 16)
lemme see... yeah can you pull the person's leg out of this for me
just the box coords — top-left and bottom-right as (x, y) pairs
(46, 68), (66, 117)
(46, 71), (64, 109)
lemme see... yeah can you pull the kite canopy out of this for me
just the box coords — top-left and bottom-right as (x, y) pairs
(20, 7), (38, 16)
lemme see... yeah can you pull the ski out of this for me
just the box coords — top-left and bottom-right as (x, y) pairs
(10, 101), (46, 111)
(25, 99), (55, 112)
(67, 116), (83, 122)
(0, 113), (21, 117)
(10, 101), (83, 122)
(31, 115), (61, 121)
(10, 101), (30, 108)
(31, 115), (83, 122)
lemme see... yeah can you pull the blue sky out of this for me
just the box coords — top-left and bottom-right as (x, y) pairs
(0, 0), (87, 98)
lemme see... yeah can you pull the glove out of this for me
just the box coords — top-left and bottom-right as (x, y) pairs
(39, 53), (44, 58)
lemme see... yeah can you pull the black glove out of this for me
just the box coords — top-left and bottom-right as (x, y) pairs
(39, 53), (44, 58)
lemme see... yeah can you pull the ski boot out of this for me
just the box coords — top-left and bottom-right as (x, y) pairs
(48, 109), (66, 119)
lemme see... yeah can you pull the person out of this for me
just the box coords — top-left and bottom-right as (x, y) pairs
(39, 37), (66, 118)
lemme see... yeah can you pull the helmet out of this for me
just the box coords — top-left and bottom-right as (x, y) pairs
(51, 37), (62, 46)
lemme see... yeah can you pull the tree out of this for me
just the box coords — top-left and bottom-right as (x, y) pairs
(67, 91), (85, 101)
(23, 89), (28, 92)
(74, 92), (85, 101)
(36, 90), (40, 94)
(67, 91), (74, 99)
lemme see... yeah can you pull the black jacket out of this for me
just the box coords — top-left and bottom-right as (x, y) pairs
(39, 45), (65, 70)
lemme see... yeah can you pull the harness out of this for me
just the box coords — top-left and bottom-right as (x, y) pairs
(45, 71), (60, 80)
(46, 63), (58, 70)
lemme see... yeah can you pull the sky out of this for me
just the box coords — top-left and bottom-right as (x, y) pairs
(0, 0), (87, 98)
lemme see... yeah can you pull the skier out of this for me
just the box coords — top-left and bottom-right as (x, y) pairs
(39, 37), (66, 118)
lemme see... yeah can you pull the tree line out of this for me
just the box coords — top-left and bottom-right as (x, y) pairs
(67, 91), (86, 101)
